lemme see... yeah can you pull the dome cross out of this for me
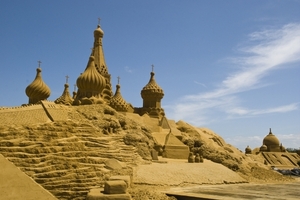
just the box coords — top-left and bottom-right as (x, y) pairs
(65, 75), (69, 84)
(38, 60), (42, 68)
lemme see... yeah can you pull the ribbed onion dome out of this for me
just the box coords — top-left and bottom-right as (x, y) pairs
(141, 72), (164, 99)
(263, 128), (280, 146)
(94, 24), (104, 38)
(54, 83), (73, 105)
(110, 84), (129, 112)
(25, 68), (51, 103)
(76, 56), (106, 92)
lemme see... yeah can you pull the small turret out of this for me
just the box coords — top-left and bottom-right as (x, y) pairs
(139, 65), (165, 118)
(110, 77), (133, 112)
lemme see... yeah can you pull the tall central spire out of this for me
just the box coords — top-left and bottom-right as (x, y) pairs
(90, 20), (113, 103)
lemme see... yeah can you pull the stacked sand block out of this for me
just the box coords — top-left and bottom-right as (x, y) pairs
(86, 176), (132, 200)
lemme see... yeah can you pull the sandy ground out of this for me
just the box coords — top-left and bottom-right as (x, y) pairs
(164, 179), (300, 200)
(132, 158), (246, 186)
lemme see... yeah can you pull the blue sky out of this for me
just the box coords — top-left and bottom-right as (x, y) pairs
(0, 0), (299, 150)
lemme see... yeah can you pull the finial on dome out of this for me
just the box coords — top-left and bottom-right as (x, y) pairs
(269, 128), (272, 135)
(98, 17), (101, 25)
(117, 76), (120, 85)
(65, 75), (69, 84)
(151, 64), (154, 72)
(38, 60), (42, 68)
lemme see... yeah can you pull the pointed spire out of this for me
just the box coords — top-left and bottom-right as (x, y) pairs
(269, 128), (273, 135)
(72, 84), (77, 99)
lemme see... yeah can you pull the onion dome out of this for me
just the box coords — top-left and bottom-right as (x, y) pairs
(245, 145), (252, 154)
(260, 144), (267, 152)
(25, 68), (51, 104)
(141, 71), (164, 99)
(54, 83), (73, 105)
(110, 84), (129, 112)
(94, 24), (104, 38)
(76, 56), (106, 95)
(263, 128), (280, 147)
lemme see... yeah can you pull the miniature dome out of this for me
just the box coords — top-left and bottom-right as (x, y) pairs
(141, 72), (164, 99)
(25, 68), (51, 104)
(245, 145), (252, 154)
(263, 128), (280, 146)
(76, 56), (106, 93)
(54, 83), (73, 105)
(260, 144), (267, 151)
(94, 24), (104, 38)
(110, 84), (129, 112)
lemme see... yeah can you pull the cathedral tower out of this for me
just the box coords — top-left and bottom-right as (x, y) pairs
(90, 21), (113, 103)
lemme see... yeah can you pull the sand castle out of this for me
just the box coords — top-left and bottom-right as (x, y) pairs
(244, 128), (299, 168)
(1, 21), (189, 160)
(0, 20), (299, 200)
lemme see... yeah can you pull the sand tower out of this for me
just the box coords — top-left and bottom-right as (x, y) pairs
(90, 20), (113, 103)
(140, 66), (165, 118)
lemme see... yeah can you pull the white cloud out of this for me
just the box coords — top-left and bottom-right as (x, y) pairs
(227, 103), (299, 116)
(166, 23), (300, 125)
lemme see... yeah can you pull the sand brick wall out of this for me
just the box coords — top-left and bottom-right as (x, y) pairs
(0, 105), (50, 125)
(40, 101), (69, 121)
(0, 101), (69, 125)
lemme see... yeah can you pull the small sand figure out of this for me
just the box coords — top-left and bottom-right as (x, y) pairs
(200, 155), (204, 163)
(188, 152), (194, 163)
(195, 153), (200, 163)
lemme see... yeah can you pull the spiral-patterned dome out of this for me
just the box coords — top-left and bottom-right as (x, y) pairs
(76, 56), (106, 93)
(25, 68), (51, 104)
(141, 72), (164, 99)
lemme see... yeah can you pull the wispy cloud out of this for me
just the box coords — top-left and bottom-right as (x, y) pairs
(166, 23), (300, 125)
(194, 81), (207, 88)
(124, 66), (133, 73)
(227, 103), (299, 116)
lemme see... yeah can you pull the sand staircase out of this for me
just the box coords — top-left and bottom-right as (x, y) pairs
(0, 123), (138, 200)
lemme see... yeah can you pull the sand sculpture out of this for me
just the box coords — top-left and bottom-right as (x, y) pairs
(0, 20), (299, 200)
(244, 129), (299, 168)
(22, 21), (189, 160)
